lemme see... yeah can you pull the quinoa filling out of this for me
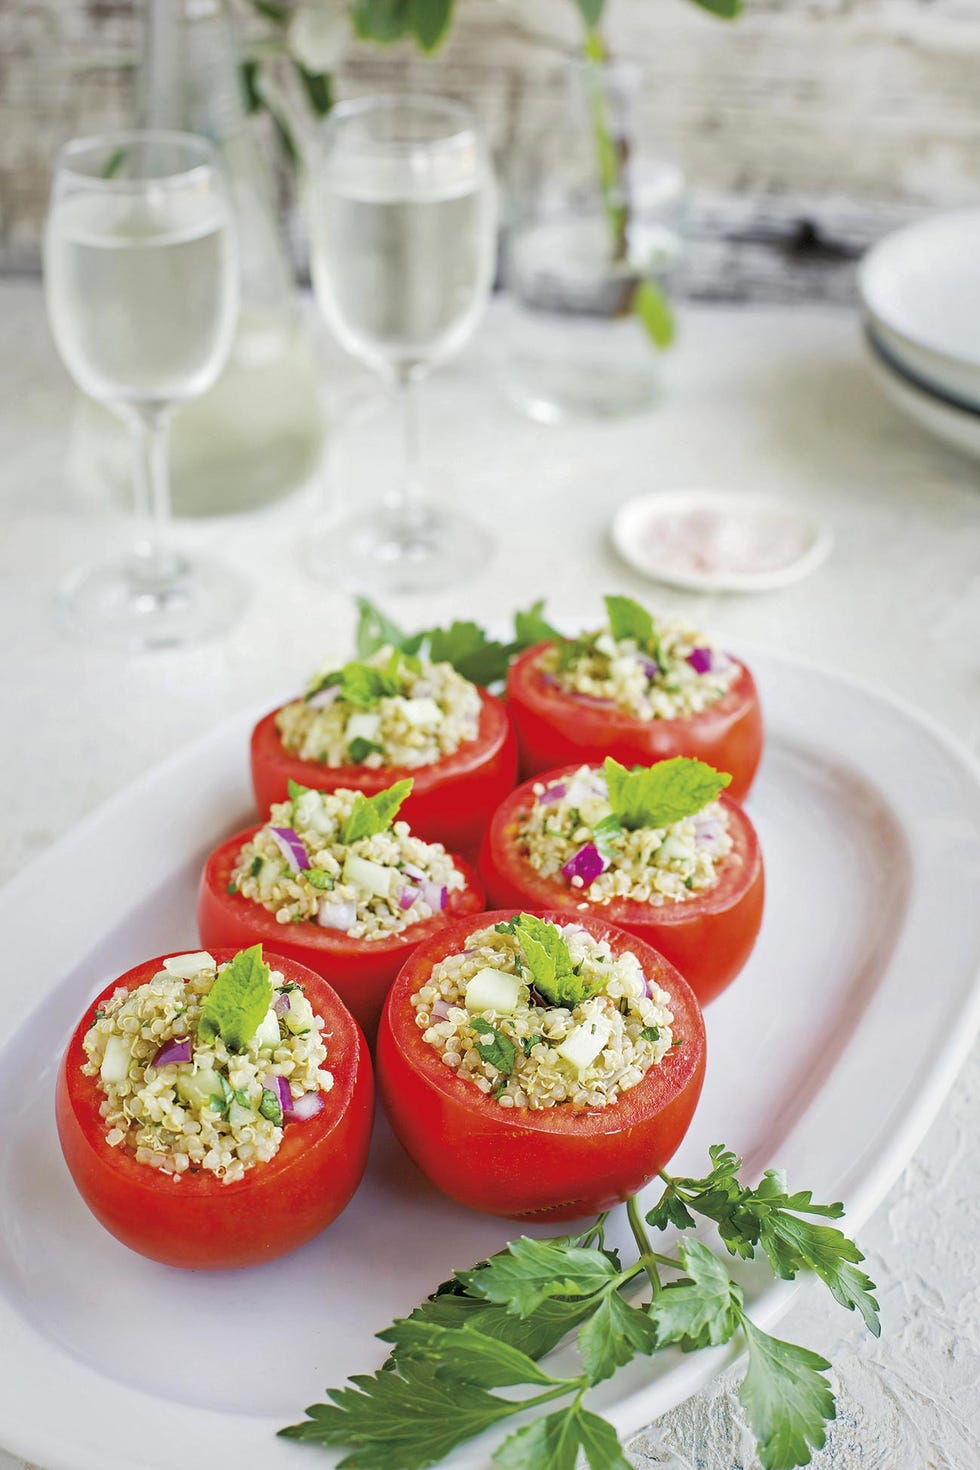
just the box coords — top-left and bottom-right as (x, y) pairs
(411, 917), (675, 1111)
(82, 950), (332, 1185)
(544, 614), (737, 721)
(276, 646), (481, 769)
(230, 782), (464, 939)
(518, 765), (734, 905)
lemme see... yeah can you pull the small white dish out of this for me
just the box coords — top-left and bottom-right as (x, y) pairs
(865, 327), (980, 465)
(858, 209), (980, 405)
(611, 489), (832, 594)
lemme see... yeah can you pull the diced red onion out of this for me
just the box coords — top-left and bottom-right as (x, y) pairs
(265, 1073), (291, 1117)
(398, 885), (420, 911)
(401, 862), (426, 882)
(269, 827), (310, 872)
(420, 880), (448, 912)
(561, 843), (608, 887)
(459, 948), (476, 957)
(431, 999), (453, 1020)
(537, 782), (567, 806)
(317, 898), (357, 930)
(287, 1091), (324, 1122)
(273, 992), (290, 1016)
(642, 659), (660, 680)
(695, 818), (725, 844)
(306, 685), (340, 710)
(152, 1038), (191, 1068)
(686, 647), (714, 675)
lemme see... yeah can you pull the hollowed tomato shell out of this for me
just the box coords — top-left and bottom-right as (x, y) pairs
(478, 769), (764, 1006)
(376, 910), (706, 1221)
(197, 830), (485, 1042)
(505, 644), (764, 801)
(55, 950), (373, 1270)
(250, 688), (518, 857)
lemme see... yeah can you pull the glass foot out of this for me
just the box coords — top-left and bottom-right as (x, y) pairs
(57, 553), (247, 652)
(304, 504), (493, 595)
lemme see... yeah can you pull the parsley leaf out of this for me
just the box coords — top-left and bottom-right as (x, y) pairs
(355, 597), (414, 658)
(513, 914), (605, 1009)
(382, 1286), (598, 1362)
(305, 868), (334, 889)
(737, 1316), (836, 1470)
(650, 1240), (743, 1351)
(427, 621), (514, 686)
(513, 598), (562, 649)
(470, 1018), (516, 1076)
(494, 1403), (632, 1470)
(197, 945), (272, 1053)
(578, 1290), (660, 1384)
(604, 594), (654, 645)
(338, 779), (413, 845)
(381, 1320), (558, 1388)
(603, 755), (732, 830)
(471, 1236), (620, 1317)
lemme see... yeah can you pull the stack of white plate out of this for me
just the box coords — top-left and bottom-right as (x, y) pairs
(858, 208), (980, 462)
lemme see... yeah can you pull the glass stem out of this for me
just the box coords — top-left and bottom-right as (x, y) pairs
(392, 369), (425, 528)
(130, 405), (182, 588)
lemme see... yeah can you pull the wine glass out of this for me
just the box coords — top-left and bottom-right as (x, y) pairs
(309, 95), (497, 593)
(44, 130), (241, 650)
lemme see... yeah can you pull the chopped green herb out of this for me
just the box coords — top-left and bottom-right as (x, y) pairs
(640, 1026), (661, 1043)
(604, 594), (654, 646)
(226, 881), (238, 895)
(348, 736), (384, 763)
(305, 868), (335, 890)
(88, 1007), (106, 1029)
(259, 1087), (283, 1126)
(521, 1034), (543, 1057)
(470, 1018), (516, 1076)
(250, 856), (263, 878)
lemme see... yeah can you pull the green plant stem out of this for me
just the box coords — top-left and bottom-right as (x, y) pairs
(583, 26), (628, 263)
(626, 1195), (661, 1295)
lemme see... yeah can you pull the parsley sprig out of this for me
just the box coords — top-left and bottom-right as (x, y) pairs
(280, 1145), (879, 1470)
(355, 597), (562, 687)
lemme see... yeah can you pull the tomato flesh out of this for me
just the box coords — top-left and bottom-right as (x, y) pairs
(376, 910), (706, 1220)
(479, 768), (765, 1006)
(250, 688), (518, 856)
(505, 643), (764, 801)
(55, 950), (373, 1269)
(197, 831), (485, 1042)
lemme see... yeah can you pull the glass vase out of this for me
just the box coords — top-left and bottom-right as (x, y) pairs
(503, 57), (686, 422)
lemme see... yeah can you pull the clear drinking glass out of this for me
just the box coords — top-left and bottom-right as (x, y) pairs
(308, 96), (497, 593)
(45, 130), (241, 649)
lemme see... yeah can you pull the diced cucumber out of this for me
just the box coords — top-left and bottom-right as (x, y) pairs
(343, 852), (395, 899)
(294, 789), (332, 836)
(251, 1007), (281, 1052)
(557, 1017), (612, 1073)
(655, 835), (692, 869)
(162, 951), (215, 979)
(283, 991), (316, 1036)
(464, 969), (522, 1016)
(228, 1100), (254, 1129)
(100, 1034), (132, 1084)
(401, 696), (443, 728)
(177, 1068), (224, 1110)
(345, 712), (382, 746)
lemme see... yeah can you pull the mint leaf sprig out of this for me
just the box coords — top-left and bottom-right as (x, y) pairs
(603, 755), (732, 831)
(280, 1145), (879, 1470)
(355, 597), (562, 688)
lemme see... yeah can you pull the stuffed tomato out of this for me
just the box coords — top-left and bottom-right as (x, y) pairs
(377, 910), (706, 1220)
(479, 758), (764, 1006)
(199, 779), (484, 1041)
(56, 946), (373, 1269)
(505, 596), (763, 799)
(251, 645), (517, 854)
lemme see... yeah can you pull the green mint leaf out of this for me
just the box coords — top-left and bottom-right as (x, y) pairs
(380, 1320), (558, 1388)
(737, 1316), (835, 1470)
(591, 811), (622, 859)
(409, 0), (453, 50)
(338, 778), (413, 844)
(514, 598), (562, 649)
(470, 1236), (619, 1317)
(426, 620), (512, 686)
(514, 914), (605, 1008)
(348, 736), (383, 763)
(259, 1087), (283, 1126)
(198, 945), (273, 1053)
(650, 1240), (743, 1351)
(287, 777), (311, 803)
(603, 755), (731, 830)
(279, 1361), (516, 1465)
(578, 1290), (660, 1385)
(470, 1018), (517, 1076)
(633, 279), (675, 349)
(305, 868), (335, 890)
(604, 594), (654, 645)
(494, 1403), (632, 1470)
(522, 1033), (543, 1057)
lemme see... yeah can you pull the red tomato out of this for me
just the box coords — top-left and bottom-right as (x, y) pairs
(376, 910), (706, 1221)
(505, 644), (764, 801)
(478, 767), (764, 1006)
(55, 949), (373, 1270)
(250, 688), (518, 856)
(198, 831), (485, 1042)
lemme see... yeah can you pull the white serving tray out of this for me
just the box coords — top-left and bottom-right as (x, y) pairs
(1, 651), (980, 1470)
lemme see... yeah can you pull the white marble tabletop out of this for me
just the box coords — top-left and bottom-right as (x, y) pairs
(1, 278), (978, 1470)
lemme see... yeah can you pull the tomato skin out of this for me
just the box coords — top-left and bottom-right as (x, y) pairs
(505, 644), (764, 801)
(250, 689), (518, 856)
(197, 831), (485, 1042)
(478, 768), (765, 1006)
(55, 950), (373, 1270)
(376, 911), (706, 1221)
